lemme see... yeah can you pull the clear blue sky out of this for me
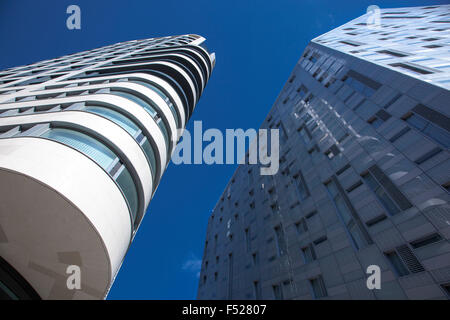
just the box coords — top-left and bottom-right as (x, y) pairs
(0, 0), (446, 299)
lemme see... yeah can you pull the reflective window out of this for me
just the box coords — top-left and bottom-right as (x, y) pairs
(362, 172), (400, 215)
(115, 166), (138, 221)
(111, 90), (170, 149)
(309, 276), (328, 299)
(42, 128), (115, 170)
(325, 179), (370, 250)
(41, 128), (139, 222)
(130, 80), (180, 127)
(85, 106), (139, 136)
(84, 106), (157, 180)
(342, 70), (381, 97)
(302, 244), (316, 263)
(385, 251), (409, 276)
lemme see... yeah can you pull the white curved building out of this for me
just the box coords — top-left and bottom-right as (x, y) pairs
(0, 34), (215, 299)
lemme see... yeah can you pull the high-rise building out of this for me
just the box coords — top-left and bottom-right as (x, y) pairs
(198, 5), (450, 300)
(0, 34), (215, 299)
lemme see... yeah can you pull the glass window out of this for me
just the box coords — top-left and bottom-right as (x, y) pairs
(310, 276), (328, 299)
(423, 123), (450, 148)
(325, 179), (371, 249)
(0, 280), (18, 300)
(273, 285), (284, 300)
(85, 106), (139, 137)
(140, 138), (157, 179)
(295, 172), (310, 200)
(41, 128), (139, 222)
(385, 251), (410, 276)
(42, 128), (116, 170)
(111, 90), (157, 117)
(302, 244), (316, 263)
(299, 127), (311, 143)
(130, 80), (180, 127)
(111, 90), (170, 149)
(406, 113), (427, 131)
(85, 106), (157, 181)
(115, 166), (139, 221)
(363, 173), (400, 215)
(348, 221), (369, 250)
(274, 226), (287, 256)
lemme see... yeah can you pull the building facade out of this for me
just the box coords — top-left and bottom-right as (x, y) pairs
(198, 5), (450, 300)
(0, 34), (215, 299)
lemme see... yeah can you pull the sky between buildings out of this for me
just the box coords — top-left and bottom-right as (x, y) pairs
(0, 0), (447, 299)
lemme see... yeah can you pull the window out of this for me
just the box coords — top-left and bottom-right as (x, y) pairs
(293, 171), (310, 200)
(245, 228), (251, 252)
(377, 49), (408, 57)
(383, 93), (402, 109)
(402, 106), (450, 148)
(385, 251), (410, 276)
(410, 233), (442, 249)
(297, 85), (308, 100)
(298, 125), (312, 143)
(325, 178), (372, 250)
(253, 281), (261, 300)
(346, 180), (363, 193)
(248, 169), (254, 185)
(309, 276), (328, 299)
(368, 110), (391, 128)
(324, 144), (341, 159)
(252, 252), (258, 266)
(130, 79), (180, 127)
(362, 172), (400, 216)
(295, 218), (308, 234)
(339, 40), (361, 47)
(365, 165), (413, 212)
(441, 283), (450, 298)
(277, 121), (288, 142)
(85, 105), (157, 181)
(313, 236), (327, 245)
(302, 244), (316, 263)
(389, 63), (433, 75)
(353, 98), (366, 111)
(270, 202), (280, 214)
(41, 128), (139, 222)
(111, 90), (170, 149)
(415, 147), (442, 165)
(272, 284), (284, 300)
(386, 244), (425, 276)
(42, 128), (116, 170)
(443, 182), (450, 193)
(389, 127), (410, 142)
(366, 214), (387, 227)
(342, 70), (381, 97)
(228, 254), (233, 299)
(274, 226), (287, 256)
(368, 116), (384, 129)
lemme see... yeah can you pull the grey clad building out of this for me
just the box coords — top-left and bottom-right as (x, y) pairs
(0, 34), (215, 299)
(198, 5), (450, 300)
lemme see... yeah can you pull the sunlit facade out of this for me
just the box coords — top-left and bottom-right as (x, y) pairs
(198, 5), (449, 300)
(0, 34), (215, 299)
